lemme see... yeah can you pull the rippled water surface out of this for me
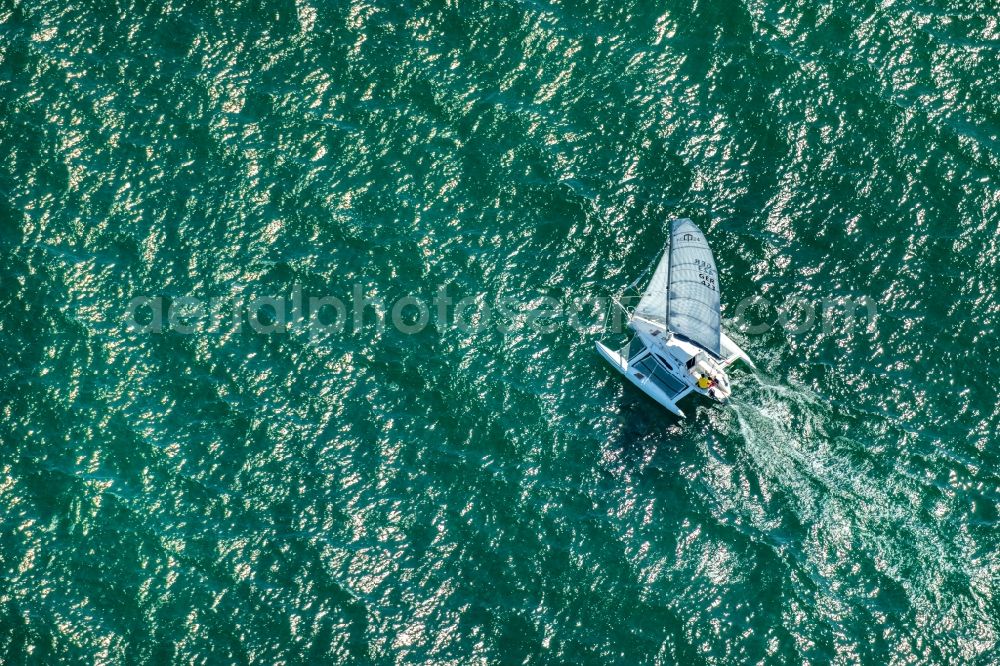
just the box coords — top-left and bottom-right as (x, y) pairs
(2, 0), (999, 662)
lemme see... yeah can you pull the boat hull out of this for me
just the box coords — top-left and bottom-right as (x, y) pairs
(595, 341), (687, 418)
(720, 331), (757, 371)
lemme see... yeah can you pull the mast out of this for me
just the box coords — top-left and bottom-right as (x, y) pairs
(664, 227), (671, 328)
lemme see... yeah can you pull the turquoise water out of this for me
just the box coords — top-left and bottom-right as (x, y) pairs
(2, 0), (998, 662)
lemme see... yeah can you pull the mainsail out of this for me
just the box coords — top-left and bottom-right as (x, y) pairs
(667, 219), (721, 356)
(631, 219), (723, 356)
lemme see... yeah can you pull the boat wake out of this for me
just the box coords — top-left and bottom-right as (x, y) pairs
(720, 374), (993, 660)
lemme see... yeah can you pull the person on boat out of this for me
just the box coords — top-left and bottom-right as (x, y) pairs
(697, 375), (713, 390)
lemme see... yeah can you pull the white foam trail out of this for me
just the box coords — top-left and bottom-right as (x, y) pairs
(721, 373), (991, 657)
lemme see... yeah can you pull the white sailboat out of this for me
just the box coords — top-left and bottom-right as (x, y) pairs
(596, 218), (756, 418)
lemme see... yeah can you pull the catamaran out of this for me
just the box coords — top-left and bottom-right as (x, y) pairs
(596, 218), (756, 418)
